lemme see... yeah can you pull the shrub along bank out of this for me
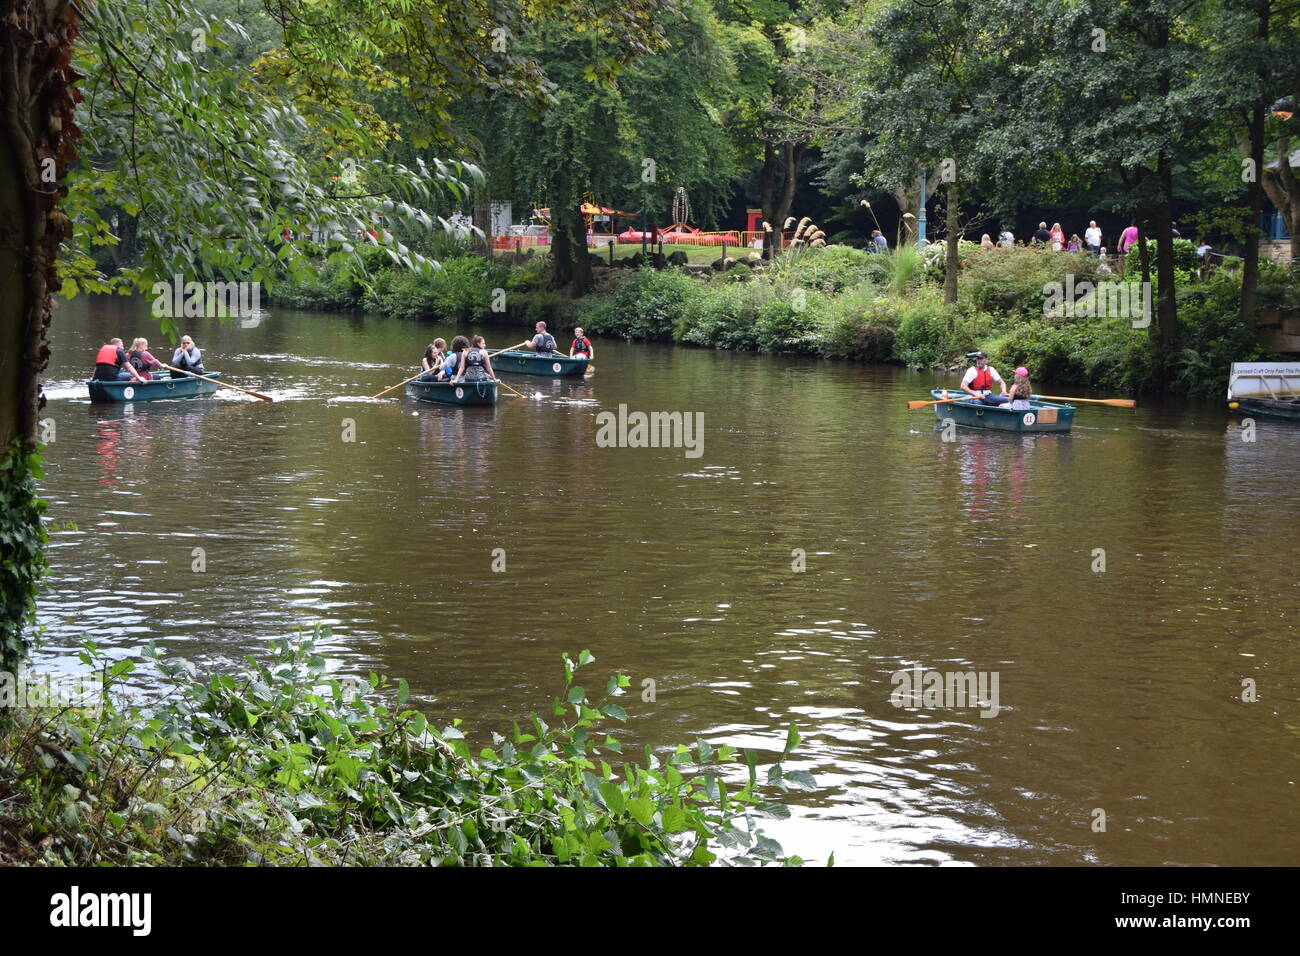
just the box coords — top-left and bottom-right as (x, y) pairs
(271, 242), (1299, 399)
(0, 630), (809, 866)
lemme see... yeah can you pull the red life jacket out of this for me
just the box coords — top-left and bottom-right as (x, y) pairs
(571, 337), (590, 355)
(96, 344), (121, 366)
(969, 366), (993, 392)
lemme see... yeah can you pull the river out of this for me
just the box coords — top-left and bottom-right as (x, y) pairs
(33, 294), (1300, 865)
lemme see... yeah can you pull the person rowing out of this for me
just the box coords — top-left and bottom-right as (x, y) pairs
(452, 335), (496, 385)
(960, 351), (1008, 406)
(93, 338), (148, 382)
(525, 321), (558, 357)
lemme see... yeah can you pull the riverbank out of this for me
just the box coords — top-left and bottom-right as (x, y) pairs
(0, 630), (804, 866)
(269, 242), (1300, 399)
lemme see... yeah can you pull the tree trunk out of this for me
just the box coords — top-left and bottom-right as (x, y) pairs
(759, 142), (777, 258)
(1154, 153), (1178, 349)
(943, 180), (959, 305)
(569, 206), (591, 296)
(0, 0), (82, 678)
(1239, 0), (1270, 322)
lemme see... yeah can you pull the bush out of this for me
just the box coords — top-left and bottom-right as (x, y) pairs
(892, 298), (958, 368)
(771, 244), (876, 294)
(676, 282), (768, 350)
(816, 287), (896, 361)
(1140, 237), (1199, 273)
(755, 291), (826, 354)
(959, 246), (1103, 321)
(581, 268), (701, 341)
(0, 631), (810, 866)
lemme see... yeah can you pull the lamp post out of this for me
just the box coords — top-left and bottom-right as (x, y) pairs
(917, 170), (928, 250)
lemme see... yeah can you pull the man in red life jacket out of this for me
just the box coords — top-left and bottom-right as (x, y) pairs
(960, 351), (1009, 406)
(93, 338), (147, 382)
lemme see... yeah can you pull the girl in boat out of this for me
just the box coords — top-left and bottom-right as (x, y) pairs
(454, 335), (496, 384)
(128, 338), (164, 378)
(441, 335), (469, 381)
(420, 338), (446, 381)
(1006, 367), (1033, 410)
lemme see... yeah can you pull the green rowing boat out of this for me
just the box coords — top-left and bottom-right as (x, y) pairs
(930, 389), (1075, 433)
(492, 349), (589, 377)
(406, 379), (498, 406)
(87, 372), (222, 403)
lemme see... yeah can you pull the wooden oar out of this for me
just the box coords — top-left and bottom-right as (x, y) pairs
(907, 394), (972, 409)
(161, 363), (272, 402)
(487, 341), (529, 359)
(493, 378), (526, 398)
(1033, 394), (1137, 408)
(372, 371), (425, 399)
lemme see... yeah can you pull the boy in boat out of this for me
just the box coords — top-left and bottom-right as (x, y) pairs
(93, 338), (148, 382)
(527, 321), (558, 356)
(960, 352), (1009, 405)
(570, 328), (593, 360)
(420, 338), (446, 381)
(171, 335), (205, 377)
(129, 338), (165, 379)
(1006, 367), (1033, 410)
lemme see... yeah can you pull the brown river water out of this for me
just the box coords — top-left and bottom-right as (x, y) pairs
(32, 294), (1300, 865)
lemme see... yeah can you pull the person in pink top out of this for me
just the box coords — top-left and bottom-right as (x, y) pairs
(1049, 222), (1065, 251)
(1118, 223), (1140, 253)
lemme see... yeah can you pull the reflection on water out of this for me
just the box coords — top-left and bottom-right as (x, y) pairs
(33, 294), (1300, 865)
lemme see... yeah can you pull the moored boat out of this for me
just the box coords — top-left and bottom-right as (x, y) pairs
(491, 349), (589, 377)
(931, 389), (1075, 433)
(87, 372), (222, 404)
(406, 379), (498, 406)
(1231, 397), (1300, 421)
(1226, 362), (1300, 419)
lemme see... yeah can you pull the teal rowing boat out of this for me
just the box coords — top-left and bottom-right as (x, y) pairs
(87, 372), (221, 403)
(930, 389), (1075, 433)
(492, 349), (589, 377)
(406, 379), (498, 406)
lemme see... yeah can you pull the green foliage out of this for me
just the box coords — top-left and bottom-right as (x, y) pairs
(1141, 238), (1199, 273)
(754, 293), (826, 354)
(0, 631), (808, 866)
(769, 245), (876, 294)
(675, 282), (764, 350)
(0, 444), (47, 682)
(893, 299), (959, 368)
(958, 247), (1103, 320)
(65, 0), (481, 323)
(580, 268), (700, 341)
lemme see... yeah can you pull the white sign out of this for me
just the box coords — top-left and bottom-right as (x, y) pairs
(1228, 362), (1300, 400)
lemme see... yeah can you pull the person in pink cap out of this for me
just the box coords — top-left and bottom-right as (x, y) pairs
(1006, 366), (1034, 410)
